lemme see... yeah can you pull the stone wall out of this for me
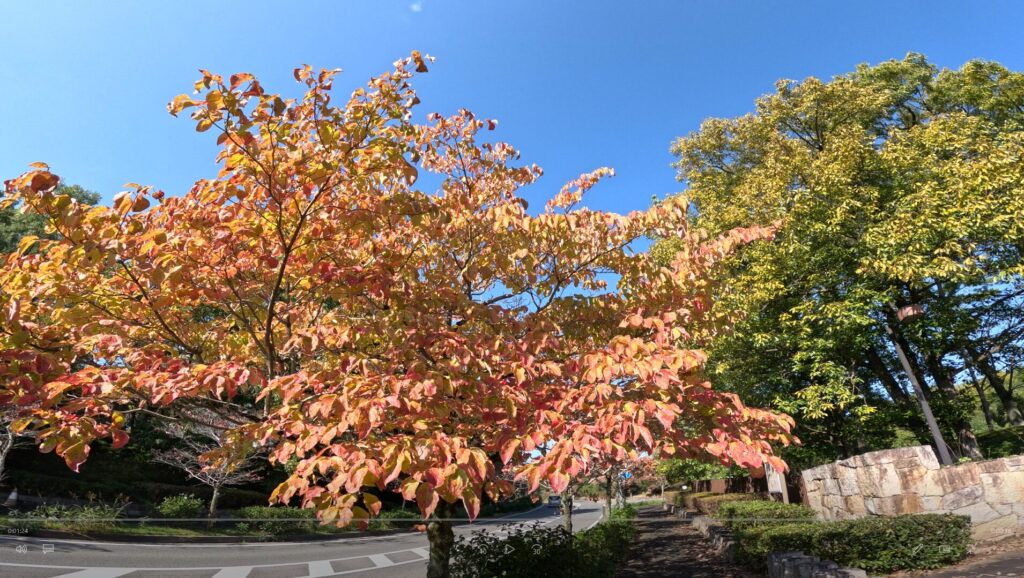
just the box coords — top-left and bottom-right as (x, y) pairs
(801, 445), (1024, 541)
(767, 552), (867, 578)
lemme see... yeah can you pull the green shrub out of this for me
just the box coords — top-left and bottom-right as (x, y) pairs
(450, 523), (573, 578)
(450, 512), (637, 578)
(13, 499), (129, 533)
(368, 508), (421, 531)
(977, 424), (1024, 459)
(736, 514), (971, 573)
(609, 503), (637, 521)
(156, 494), (205, 519)
(572, 519), (637, 577)
(718, 500), (815, 531)
(236, 505), (316, 535)
(677, 491), (713, 508)
(692, 492), (759, 515)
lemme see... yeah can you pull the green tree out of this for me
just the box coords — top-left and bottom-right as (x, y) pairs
(658, 53), (1024, 465)
(0, 183), (99, 252)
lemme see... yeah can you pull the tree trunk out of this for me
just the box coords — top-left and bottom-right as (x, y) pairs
(426, 501), (457, 578)
(616, 477), (626, 508)
(963, 355), (996, 431)
(971, 352), (1024, 425)
(208, 485), (221, 519)
(923, 353), (982, 460)
(884, 319), (954, 465)
(560, 490), (573, 533)
(0, 428), (13, 484)
(603, 474), (613, 516)
(865, 346), (910, 403)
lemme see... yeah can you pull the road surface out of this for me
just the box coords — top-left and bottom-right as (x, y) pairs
(0, 501), (603, 578)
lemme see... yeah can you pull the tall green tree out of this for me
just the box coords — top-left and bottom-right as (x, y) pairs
(657, 54), (1024, 466)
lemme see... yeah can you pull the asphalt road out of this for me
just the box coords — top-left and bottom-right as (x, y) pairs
(0, 501), (604, 578)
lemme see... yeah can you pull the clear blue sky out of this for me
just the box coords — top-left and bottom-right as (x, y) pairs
(3, 1), (1023, 216)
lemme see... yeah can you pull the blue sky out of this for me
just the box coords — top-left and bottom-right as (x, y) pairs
(2, 1), (1023, 217)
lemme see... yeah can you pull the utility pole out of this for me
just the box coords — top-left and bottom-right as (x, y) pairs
(884, 304), (954, 466)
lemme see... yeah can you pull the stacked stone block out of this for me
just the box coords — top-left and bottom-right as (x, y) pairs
(801, 445), (1024, 541)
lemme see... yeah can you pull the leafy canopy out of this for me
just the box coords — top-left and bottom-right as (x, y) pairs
(1, 53), (793, 527)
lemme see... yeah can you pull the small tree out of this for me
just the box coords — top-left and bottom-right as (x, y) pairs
(154, 410), (261, 518)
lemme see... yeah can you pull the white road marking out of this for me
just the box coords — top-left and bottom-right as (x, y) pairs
(306, 559), (334, 577)
(212, 567), (252, 578)
(367, 553), (394, 568)
(53, 570), (133, 578)
(584, 510), (605, 530)
(412, 547), (430, 559)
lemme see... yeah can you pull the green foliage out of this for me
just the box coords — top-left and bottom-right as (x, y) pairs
(692, 492), (760, 515)
(236, 506), (316, 534)
(717, 499), (815, 532)
(367, 508), (421, 531)
(655, 458), (736, 484)
(0, 184), (99, 252)
(675, 491), (713, 508)
(8, 469), (266, 509)
(976, 425), (1024, 459)
(736, 514), (971, 572)
(450, 506), (637, 578)
(451, 523), (574, 578)
(10, 498), (128, 533)
(661, 52), (1024, 464)
(156, 494), (204, 518)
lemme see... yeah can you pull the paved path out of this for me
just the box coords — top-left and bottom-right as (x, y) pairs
(0, 502), (603, 578)
(910, 549), (1023, 578)
(616, 507), (756, 578)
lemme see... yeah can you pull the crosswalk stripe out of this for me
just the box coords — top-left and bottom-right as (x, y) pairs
(212, 567), (252, 578)
(368, 553), (394, 568)
(53, 570), (133, 578)
(306, 559), (334, 577)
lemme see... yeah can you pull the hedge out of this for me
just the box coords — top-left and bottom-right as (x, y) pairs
(718, 500), (815, 532)
(675, 491), (712, 508)
(691, 492), (760, 515)
(450, 504), (637, 578)
(736, 513), (971, 573)
(236, 506), (317, 534)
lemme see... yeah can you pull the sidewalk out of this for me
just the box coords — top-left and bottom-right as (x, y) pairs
(616, 506), (758, 578)
(893, 535), (1024, 578)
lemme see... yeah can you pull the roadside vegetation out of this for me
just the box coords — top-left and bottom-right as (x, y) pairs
(450, 504), (638, 578)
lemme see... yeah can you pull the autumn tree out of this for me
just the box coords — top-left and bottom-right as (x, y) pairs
(1, 54), (794, 577)
(0, 184), (99, 253)
(0, 183), (100, 483)
(658, 53), (1024, 466)
(154, 406), (261, 518)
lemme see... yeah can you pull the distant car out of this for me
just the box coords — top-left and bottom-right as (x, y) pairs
(547, 495), (561, 508)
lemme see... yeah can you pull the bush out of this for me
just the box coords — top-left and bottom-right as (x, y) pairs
(676, 491), (712, 508)
(236, 506), (316, 535)
(156, 494), (205, 519)
(451, 510), (637, 578)
(692, 492), (760, 515)
(718, 500), (815, 531)
(451, 523), (573, 578)
(368, 508), (421, 531)
(736, 514), (971, 573)
(12, 499), (129, 534)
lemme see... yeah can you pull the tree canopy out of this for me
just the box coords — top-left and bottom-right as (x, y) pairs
(656, 53), (1024, 467)
(1, 54), (794, 575)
